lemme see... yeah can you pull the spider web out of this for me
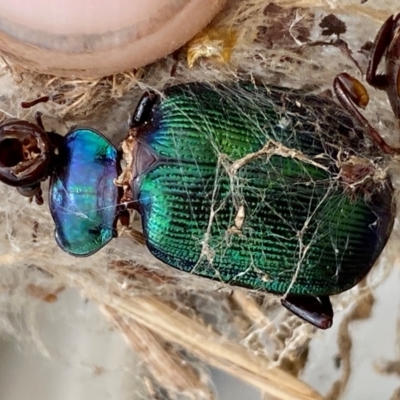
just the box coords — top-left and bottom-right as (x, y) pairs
(125, 82), (393, 299)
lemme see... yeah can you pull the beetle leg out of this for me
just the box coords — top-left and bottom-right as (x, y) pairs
(281, 295), (333, 329)
(334, 72), (400, 155)
(129, 92), (159, 129)
(366, 14), (400, 89)
(366, 14), (400, 121)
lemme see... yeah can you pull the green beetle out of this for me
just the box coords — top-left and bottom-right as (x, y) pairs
(119, 14), (400, 329)
(119, 82), (393, 329)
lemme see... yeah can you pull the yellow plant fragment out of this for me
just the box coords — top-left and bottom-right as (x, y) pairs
(186, 28), (237, 68)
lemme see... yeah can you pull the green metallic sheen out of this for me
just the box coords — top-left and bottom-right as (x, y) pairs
(132, 84), (394, 296)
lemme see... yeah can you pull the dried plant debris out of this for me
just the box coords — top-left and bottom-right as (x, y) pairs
(390, 388), (400, 400)
(326, 282), (375, 400)
(24, 283), (64, 303)
(105, 308), (214, 399)
(186, 28), (237, 68)
(17, 70), (144, 120)
(319, 14), (347, 37)
(376, 360), (400, 376)
(257, 4), (312, 47)
(375, 311), (400, 381)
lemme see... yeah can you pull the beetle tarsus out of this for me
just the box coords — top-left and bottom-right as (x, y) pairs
(366, 13), (400, 120)
(366, 14), (400, 90)
(281, 295), (333, 329)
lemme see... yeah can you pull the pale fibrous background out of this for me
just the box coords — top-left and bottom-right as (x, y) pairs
(0, 1), (400, 399)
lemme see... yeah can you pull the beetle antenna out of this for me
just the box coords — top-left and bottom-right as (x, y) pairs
(21, 93), (63, 109)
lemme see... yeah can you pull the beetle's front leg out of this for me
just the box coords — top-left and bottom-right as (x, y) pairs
(129, 91), (159, 129)
(281, 295), (333, 329)
(334, 72), (400, 155)
(366, 14), (400, 120)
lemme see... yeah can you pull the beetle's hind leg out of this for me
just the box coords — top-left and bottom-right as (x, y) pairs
(366, 13), (400, 125)
(281, 295), (333, 329)
(366, 14), (400, 91)
(334, 72), (400, 155)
